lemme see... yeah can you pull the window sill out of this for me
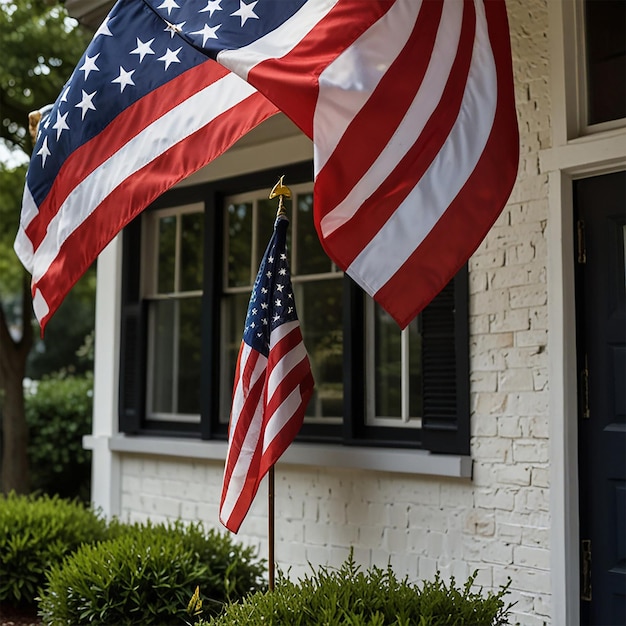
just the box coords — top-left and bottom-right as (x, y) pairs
(84, 434), (472, 479)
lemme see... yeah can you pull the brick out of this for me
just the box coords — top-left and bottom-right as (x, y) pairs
(498, 368), (534, 392)
(464, 510), (496, 537)
(473, 437), (512, 462)
(489, 309), (531, 333)
(471, 414), (498, 436)
(513, 440), (549, 463)
(495, 464), (532, 486)
(514, 545), (550, 570)
(473, 392), (508, 416)
(470, 372), (498, 394)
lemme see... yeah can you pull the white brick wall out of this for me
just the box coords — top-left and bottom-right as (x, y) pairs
(113, 1), (553, 624)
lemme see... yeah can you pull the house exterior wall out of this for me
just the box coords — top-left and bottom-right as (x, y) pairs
(85, 1), (625, 625)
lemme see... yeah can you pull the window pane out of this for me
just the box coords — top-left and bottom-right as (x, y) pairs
(585, 0), (626, 125)
(374, 307), (401, 417)
(150, 299), (175, 412)
(227, 202), (252, 287)
(407, 317), (424, 417)
(157, 216), (176, 293)
(177, 297), (202, 414)
(296, 192), (331, 275)
(220, 292), (251, 422)
(300, 279), (343, 420)
(180, 213), (204, 292)
(257, 198), (280, 267)
(373, 306), (423, 423)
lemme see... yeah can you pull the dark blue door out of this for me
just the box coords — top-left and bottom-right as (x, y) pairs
(575, 171), (626, 626)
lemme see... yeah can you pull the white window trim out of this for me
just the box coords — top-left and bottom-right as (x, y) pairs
(84, 433), (472, 479)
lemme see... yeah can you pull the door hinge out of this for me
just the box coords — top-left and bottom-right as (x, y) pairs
(577, 219), (587, 264)
(581, 539), (592, 601)
(581, 355), (590, 419)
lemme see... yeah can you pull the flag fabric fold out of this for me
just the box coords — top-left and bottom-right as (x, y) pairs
(15, 0), (518, 333)
(219, 215), (314, 533)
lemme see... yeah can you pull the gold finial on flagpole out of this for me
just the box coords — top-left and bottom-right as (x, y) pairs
(269, 175), (291, 218)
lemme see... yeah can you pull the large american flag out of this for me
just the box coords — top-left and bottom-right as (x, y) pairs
(15, 0), (518, 332)
(219, 214), (314, 533)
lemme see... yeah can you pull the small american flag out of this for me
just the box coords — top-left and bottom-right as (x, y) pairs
(219, 214), (314, 533)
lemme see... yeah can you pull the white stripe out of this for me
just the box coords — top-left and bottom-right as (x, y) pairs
(266, 339), (308, 402)
(229, 343), (266, 434)
(32, 289), (49, 322)
(347, 0), (497, 295)
(313, 0), (422, 174)
(13, 185), (38, 273)
(216, 0), (339, 79)
(220, 396), (264, 525)
(29, 72), (258, 285)
(262, 385), (303, 455)
(318, 0), (463, 236)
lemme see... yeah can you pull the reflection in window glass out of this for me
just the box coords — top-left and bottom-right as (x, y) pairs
(180, 213), (204, 292)
(157, 216), (176, 293)
(369, 303), (423, 426)
(299, 279), (343, 420)
(227, 202), (252, 287)
(585, 0), (626, 125)
(296, 192), (331, 275)
(177, 298), (202, 414)
(150, 299), (175, 413)
(220, 292), (251, 423)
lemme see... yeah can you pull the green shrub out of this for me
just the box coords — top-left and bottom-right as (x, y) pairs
(39, 520), (266, 625)
(25, 371), (93, 501)
(0, 493), (107, 608)
(202, 554), (512, 626)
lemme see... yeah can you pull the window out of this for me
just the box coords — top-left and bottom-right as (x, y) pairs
(583, 0), (626, 127)
(119, 162), (469, 454)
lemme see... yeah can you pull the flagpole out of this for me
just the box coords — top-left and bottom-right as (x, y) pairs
(267, 176), (291, 592)
(268, 464), (275, 591)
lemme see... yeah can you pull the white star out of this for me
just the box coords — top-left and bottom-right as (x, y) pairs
(268, 255), (274, 263)
(276, 284), (284, 292)
(279, 268), (287, 276)
(261, 287), (268, 294)
(199, 0), (222, 17)
(79, 53), (100, 80)
(60, 86), (70, 103)
(52, 110), (70, 140)
(280, 253), (287, 260)
(75, 90), (96, 120)
(190, 23), (220, 46)
(266, 270), (272, 278)
(157, 46), (183, 70)
(231, 0), (259, 26)
(262, 318), (268, 325)
(275, 298), (282, 307)
(158, 47), (182, 70)
(94, 16), (113, 38)
(261, 302), (268, 309)
(157, 0), (179, 16)
(130, 37), (155, 62)
(37, 137), (51, 167)
(273, 314), (280, 322)
(112, 66), (135, 92)
(164, 20), (185, 37)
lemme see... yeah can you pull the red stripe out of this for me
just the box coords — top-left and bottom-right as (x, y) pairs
(34, 91), (277, 330)
(374, 0), (519, 328)
(245, 0), (391, 137)
(264, 353), (313, 420)
(313, 0), (444, 220)
(26, 61), (231, 251)
(318, 0), (476, 269)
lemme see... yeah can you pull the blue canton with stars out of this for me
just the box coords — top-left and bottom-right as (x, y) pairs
(146, 0), (307, 59)
(27, 0), (305, 208)
(244, 215), (298, 357)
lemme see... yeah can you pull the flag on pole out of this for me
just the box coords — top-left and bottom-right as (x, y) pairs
(219, 213), (314, 533)
(15, 0), (518, 332)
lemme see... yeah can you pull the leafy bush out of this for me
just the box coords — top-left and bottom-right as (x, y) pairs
(39, 520), (266, 625)
(25, 370), (93, 501)
(202, 554), (512, 626)
(0, 493), (107, 608)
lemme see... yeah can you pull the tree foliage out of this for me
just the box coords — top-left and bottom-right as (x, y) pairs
(0, 0), (92, 494)
(0, 0), (91, 153)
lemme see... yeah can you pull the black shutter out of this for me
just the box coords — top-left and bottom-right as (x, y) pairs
(118, 217), (146, 433)
(421, 266), (469, 454)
